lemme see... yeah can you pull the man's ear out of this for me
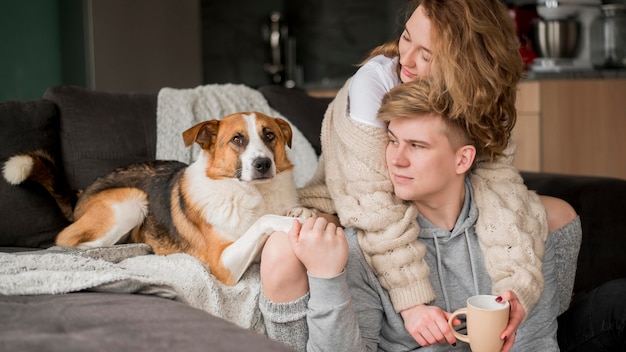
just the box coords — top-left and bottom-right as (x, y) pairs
(456, 145), (476, 175)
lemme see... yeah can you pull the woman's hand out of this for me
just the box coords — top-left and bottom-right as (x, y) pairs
(288, 217), (348, 278)
(401, 304), (460, 347)
(497, 290), (526, 352)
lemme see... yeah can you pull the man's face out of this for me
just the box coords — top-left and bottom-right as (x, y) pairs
(385, 115), (461, 207)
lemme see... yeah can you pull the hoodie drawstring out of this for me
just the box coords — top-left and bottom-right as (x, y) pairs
(433, 235), (451, 312)
(434, 229), (480, 313)
(464, 228), (480, 296)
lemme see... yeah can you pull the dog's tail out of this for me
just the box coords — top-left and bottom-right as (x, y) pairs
(3, 149), (77, 221)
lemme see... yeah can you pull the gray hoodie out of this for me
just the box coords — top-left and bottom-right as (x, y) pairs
(262, 180), (561, 352)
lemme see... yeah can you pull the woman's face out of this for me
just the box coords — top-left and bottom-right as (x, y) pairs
(398, 5), (433, 83)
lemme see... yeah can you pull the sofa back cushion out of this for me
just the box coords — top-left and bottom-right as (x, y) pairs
(44, 85), (158, 191)
(0, 99), (69, 247)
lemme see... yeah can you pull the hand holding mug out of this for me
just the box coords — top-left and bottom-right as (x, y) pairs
(497, 290), (526, 351)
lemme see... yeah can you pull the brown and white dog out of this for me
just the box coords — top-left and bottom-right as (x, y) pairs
(3, 112), (315, 285)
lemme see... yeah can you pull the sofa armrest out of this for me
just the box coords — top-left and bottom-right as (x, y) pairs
(521, 171), (626, 298)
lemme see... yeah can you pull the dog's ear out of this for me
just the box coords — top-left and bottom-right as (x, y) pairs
(274, 118), (293, 149)
(182, 120), (220, 149)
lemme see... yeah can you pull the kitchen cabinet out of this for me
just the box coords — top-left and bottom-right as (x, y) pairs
(513, 78), (626, 180)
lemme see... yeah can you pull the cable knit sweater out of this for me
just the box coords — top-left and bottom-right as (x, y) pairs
(298, 79), (548, 314)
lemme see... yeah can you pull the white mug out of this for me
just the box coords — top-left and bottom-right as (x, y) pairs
(447, 295), (510, 352)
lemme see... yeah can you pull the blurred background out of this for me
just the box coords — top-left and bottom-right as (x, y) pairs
(1, 0), (624, 101)
(0, 0), (407, 101)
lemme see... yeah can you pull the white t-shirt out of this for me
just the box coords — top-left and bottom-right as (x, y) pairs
(348, 55), (402, 129)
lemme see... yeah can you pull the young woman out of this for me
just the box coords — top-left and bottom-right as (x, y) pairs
(261, 0), (581, 348)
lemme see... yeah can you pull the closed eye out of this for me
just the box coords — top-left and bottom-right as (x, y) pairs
(401, 29), (410, 42)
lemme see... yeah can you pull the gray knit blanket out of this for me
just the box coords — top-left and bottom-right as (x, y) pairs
(157, 83), (318, 188)
(0, 244), (265, 333)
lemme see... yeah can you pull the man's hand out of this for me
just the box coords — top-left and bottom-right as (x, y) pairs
(288, 217), (348, 278)
(401, 304), (460, 347)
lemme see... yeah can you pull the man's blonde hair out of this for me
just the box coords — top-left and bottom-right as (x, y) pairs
(378, 80), (508, 163)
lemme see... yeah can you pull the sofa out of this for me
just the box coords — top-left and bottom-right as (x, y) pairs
(1, 84), (626, 351)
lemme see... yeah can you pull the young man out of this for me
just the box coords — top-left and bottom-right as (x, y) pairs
(259, 80), (571, 351)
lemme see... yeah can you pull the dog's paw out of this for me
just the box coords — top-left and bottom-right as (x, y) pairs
(254, 214), (301, 234)
(286, 206), (318, 219)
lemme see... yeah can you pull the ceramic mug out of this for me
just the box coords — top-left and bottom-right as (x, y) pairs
(447, 295), (510, 352)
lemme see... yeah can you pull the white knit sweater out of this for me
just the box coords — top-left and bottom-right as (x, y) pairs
(298, 79), (548, 314)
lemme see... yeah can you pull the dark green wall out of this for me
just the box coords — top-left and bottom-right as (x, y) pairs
(0, 0), (85, 101)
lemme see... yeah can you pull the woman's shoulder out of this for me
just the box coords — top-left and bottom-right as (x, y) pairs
(353, 55), (400, 86)
(348, 55), (400, 127)
(363, 54), (398, 68)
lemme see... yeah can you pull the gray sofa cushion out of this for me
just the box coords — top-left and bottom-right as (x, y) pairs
(0, 292), (294, 352)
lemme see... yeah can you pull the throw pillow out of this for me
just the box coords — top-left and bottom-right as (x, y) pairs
(44, 85), (158, 191)
(0, 99), (69, 248)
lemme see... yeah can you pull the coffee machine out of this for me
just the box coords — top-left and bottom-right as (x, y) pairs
(532, 0), (602, 71)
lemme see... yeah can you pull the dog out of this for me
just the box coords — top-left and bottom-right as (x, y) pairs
(3, 112), (315, 285)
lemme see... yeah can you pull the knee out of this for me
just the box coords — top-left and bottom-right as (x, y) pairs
(261, 232), (299, 279)
(261, 232), (308, 302)
(540, 196), (578, 233)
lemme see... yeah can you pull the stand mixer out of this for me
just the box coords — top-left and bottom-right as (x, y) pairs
(532, 0), (602, 71)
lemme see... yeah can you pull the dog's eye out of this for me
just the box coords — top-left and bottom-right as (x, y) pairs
(264, 130), (275, 142)
(231, 135), (244, 146)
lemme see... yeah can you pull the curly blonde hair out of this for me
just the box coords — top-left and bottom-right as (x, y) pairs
(364, 0), (523, 161)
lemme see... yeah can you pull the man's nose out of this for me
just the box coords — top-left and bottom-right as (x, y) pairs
(390, 146), (408, 167)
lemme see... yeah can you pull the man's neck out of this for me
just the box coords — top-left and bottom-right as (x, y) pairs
(413, 183), (466, 231)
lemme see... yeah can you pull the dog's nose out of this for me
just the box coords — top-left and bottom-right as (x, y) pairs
(253, 157), (272, 174)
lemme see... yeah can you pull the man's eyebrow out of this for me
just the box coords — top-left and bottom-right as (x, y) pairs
(387, 128), (428, 145)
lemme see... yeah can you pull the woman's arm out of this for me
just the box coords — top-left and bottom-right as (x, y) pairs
(470, 142), (548, 315)
(315, 76), (436, 312)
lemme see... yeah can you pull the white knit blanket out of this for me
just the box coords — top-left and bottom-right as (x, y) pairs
(0, 245), (265, 333)
(157, 84), (318, 188)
